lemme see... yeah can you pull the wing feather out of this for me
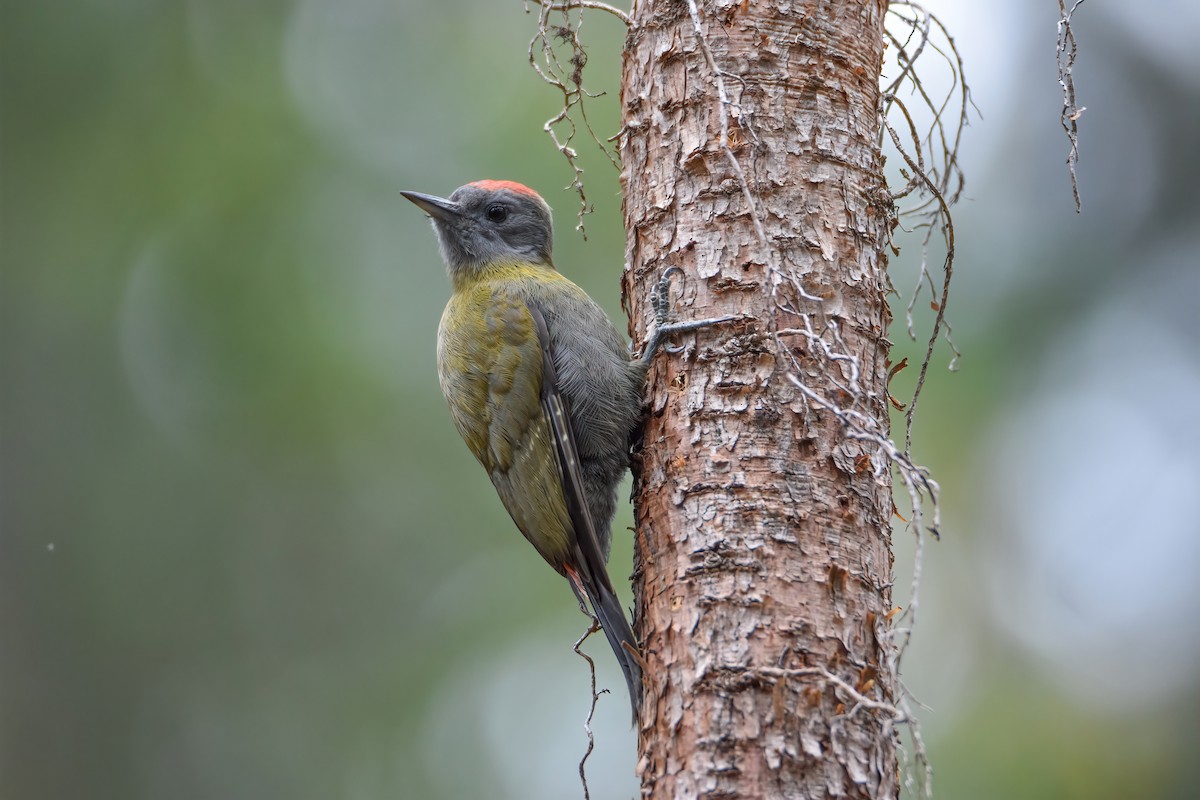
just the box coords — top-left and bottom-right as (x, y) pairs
(525, 301), (617, 595)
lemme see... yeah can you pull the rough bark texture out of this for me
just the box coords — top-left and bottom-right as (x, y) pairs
(619, 1), (898, 798)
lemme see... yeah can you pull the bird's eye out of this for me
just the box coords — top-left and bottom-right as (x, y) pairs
(485, 204), (508, 223)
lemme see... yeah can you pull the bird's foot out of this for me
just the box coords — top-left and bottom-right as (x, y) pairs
(639, 267), (738, 365)
(649, 266), (683, 331)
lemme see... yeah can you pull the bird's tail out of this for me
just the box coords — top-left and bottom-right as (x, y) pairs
(566, 565), (644, 721)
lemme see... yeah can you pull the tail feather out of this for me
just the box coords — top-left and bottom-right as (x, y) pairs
(567, 566), (644, 721)
(588, 581), (643, 721)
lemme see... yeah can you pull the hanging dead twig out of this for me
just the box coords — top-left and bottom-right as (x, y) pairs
(1056, 0), (1087, 212)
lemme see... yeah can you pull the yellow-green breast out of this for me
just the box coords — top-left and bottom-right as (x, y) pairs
(435, 265), (579, 566)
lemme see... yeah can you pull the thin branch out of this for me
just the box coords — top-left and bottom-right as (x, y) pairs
(883, 2), (969, 382)
(572, 617), (608, 800)
(753, 666), (910, 719)
(527, 0), (632, 27)
(1056, 0), (1087, 212)
(882, 97), (954, 458)
(525, 1), (629, 236)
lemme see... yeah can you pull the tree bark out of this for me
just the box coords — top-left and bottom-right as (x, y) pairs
(619, 2), (898, 798)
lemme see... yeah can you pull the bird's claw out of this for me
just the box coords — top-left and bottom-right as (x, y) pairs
(640, 267), (736, 365)
(651, 266), (684, 328)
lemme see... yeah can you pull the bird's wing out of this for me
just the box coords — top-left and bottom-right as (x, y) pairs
(528, 299), (643, 719)
(441, 286), (589, 567)
(524, 300), (618, 597)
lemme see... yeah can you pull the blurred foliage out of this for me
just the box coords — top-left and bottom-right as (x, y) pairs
(3, 2), (1198, 799)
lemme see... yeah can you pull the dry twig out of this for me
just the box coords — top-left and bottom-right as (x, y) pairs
(1056, 0), (1087, 212)
(572, 617), (608, 800)
(525, 1), (628, 236)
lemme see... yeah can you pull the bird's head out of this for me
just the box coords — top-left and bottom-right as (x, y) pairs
(402, 180), (554, 279)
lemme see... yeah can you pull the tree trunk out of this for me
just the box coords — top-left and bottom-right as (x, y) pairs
(619, 2), (898, 798)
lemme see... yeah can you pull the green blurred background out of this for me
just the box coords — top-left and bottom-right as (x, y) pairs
(3, 2), (1198, 798)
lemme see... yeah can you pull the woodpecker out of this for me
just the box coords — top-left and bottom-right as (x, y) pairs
(402, 180), (728, 720)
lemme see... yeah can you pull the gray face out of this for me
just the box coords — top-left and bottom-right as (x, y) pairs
(402, 183), (555, 278)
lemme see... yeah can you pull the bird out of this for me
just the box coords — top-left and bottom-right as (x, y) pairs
(402, 179), (730, 720)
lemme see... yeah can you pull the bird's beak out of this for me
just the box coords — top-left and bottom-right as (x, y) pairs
(401, 191), (462, 223)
